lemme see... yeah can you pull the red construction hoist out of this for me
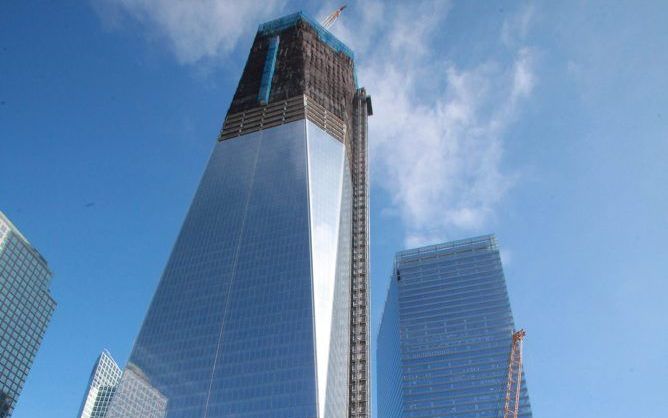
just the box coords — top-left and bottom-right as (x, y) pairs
(322, 5), (347, 29)
(503, 329), (526, 418)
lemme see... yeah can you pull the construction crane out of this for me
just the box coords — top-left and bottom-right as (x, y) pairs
(322, 5), (347, 29)
(503, 329), (526, 418)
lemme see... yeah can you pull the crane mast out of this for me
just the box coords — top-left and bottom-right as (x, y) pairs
(503, 329), (526, 418)
(322, 5), (347, 29)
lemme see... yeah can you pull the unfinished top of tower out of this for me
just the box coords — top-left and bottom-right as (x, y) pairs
(227, 11), (358, 122)
(257, 12), (355, 60)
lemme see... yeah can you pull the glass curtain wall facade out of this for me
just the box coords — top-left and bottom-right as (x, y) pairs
(77, 350), (122, 418)
(0, 211), (56, 418)
(107, 12), (370, 418)
(377, 235), (532, 417)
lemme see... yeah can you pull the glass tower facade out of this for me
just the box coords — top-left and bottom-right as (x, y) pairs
(77, 350), (122, 418)
(108, 12), (370, 418)
(0, 211), (56, 418)
(377, 235), (532, 417)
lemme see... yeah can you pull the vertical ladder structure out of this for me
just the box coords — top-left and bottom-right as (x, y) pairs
(349, 88), (371, 418)
(503, 329), (526, 418)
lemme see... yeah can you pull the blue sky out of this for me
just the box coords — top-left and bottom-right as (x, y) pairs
(2, 1), (667, 417)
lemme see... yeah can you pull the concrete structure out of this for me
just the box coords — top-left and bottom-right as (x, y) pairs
(108, 12), (370, 418)
(0, 211), (56, 417)
(377, 235), (532, 417)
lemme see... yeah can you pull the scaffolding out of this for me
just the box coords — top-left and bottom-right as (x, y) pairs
(349, 88), (370, 418)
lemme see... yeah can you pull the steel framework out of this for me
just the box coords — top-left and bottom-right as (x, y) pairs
(349, 88), (370, 418)
(503, 329), (526, 418)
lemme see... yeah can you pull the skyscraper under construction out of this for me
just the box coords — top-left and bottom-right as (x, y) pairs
(107, 12), (370, 418)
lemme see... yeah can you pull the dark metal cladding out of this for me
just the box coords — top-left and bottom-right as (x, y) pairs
(227, 18), (357, 129)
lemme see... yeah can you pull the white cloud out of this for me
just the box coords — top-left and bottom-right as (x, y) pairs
(501, 3), (535, 48)
(95, 0), (537, 247)
(94, 0), (286, 64)
(331, 1), (537, 246)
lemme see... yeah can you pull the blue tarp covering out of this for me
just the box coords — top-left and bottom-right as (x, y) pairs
(257, 36), (280, 104)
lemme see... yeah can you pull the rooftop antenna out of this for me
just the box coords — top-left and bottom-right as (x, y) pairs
(322, 5), (347, 29)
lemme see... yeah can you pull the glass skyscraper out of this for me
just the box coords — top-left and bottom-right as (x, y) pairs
(377, 235), (532, 417)
(0, 211), (56, 418)
(77, 350), (122, 418)
(107, 12), (370, 418)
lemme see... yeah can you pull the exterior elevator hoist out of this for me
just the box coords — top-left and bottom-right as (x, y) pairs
(503, 329), (526, 418)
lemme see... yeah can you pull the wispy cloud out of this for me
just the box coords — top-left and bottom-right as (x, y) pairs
(94, 0), (537, 247)
(501, 3), (535, 48)
(93, 0), (286, 64)
(331, 1), (537, 247)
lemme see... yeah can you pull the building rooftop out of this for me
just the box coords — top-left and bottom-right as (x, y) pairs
(257, 11), (355, 61)
(0, 210), (50, 268)
(396, 234), (498, 260)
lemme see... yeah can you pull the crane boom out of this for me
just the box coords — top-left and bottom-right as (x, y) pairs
(322, 5), (347, 29)
(503, 329), (526, 418)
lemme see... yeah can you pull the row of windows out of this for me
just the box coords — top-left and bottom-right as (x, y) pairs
(377, 238), (531, 417)
(108, 120), (351, 416)
(0, 234), (55, 415)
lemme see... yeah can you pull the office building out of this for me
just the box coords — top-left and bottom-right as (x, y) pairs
(77, 350), (122, 418)
(0, 211), (56, 417)
(377, 235), (532, 417)
(108, 12), (370, 418)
